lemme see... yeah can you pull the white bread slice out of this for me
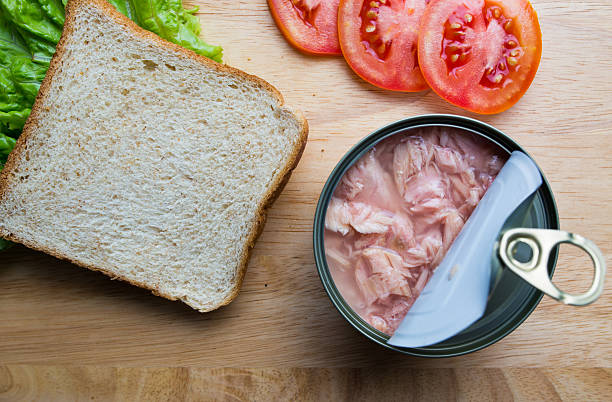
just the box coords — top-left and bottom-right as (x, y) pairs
(0, 0), (308, 311)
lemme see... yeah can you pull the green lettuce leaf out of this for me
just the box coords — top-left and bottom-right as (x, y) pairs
(0, 132), (16, 169)
(36, 0), (66, 27)
(129, 0), (222, 62)
(0, 14), (45, 133)
(181, 5), (201, 35)
(13, 25), (56, 65)
(0, 109), (31, 133)
(106, 0), (137, 20)
(10, 56), (47, 100)
(0, 0), (63, 44)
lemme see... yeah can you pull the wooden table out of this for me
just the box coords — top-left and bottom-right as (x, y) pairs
(1, 367), (610, 401)
(1, 0), (610, 382)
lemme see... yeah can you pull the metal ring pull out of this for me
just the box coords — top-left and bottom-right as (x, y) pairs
(499, 228), (606, 306)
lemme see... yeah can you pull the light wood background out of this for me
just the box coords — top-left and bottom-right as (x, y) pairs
(1, 0), (611, 369)
(1, 367), (611, 401)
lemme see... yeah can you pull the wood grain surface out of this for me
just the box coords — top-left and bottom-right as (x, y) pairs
(1, 0), (611, 367)
(1, 367), (611, 401)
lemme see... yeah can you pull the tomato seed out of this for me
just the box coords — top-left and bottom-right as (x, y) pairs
(504, 20), (513, 31)
(498, 62), (506, 70)
(450, 22), (462, 30)
(450, 54), (459, 63)
(465, 14), (473, 23)
(370, 1), (379, 7)
(365, 24), (376, 33)
(507, 56), (518, 66)
(366, 10), (377, 19)
(507, 40), (517, 48)
(493, 8), (501, 18)
(510, 49), (520, 57)
(494, 74), (503, 83)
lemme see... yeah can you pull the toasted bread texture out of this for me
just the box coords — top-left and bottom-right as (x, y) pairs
(0, 0), (308, 311)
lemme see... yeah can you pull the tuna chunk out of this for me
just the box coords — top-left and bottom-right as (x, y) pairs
(403, 246), (429, 267)
(367, 296), (414, 335)
(414, 268), (430, 293)
(352, 247), (414, 306)
(487, 154), (505, 175)
(354, 264), (381, 305)
(434, 145), (466, 174)
(440, 130), (481, 157)
(459, 187), (483, 218)
(363, 247), (406, 276)
(338, 151), (395, 202)
(393, 137), (432, 196)
(449, 174), (471, 204)
(390, 212), (415, 248)
(368, 314), (391, 333)
(348, 202), (394, 234)
(410, 197), (448, 216)
(422, 232), (444, 266)
(349, 202), (393, 234)
(402, 167), (447, 205)
(325, 197), (352, 235)
(403, 232), (443, 268)
(442, 209), (464, 251)
(325, 199), (394, 235)
(325, 247), (351, 272)
(338, 163), (365, 200)
(353, 233), (386, 251)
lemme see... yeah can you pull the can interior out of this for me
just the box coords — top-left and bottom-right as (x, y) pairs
(313, 115), (560, 358)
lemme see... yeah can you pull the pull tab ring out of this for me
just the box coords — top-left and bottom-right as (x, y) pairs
(499, 228), (606, 306)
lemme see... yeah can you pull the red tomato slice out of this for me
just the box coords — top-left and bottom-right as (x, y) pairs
(338, 0), (429, 91)
(268, 0), (341, 55)
(418, 0), (542, 114)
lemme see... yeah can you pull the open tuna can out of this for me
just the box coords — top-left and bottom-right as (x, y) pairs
(313, 114), (605, 357)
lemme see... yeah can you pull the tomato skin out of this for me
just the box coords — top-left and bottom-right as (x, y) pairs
(338, 0), (429, 92)
(268, 0), (341, 55)
(418, 0), (542, 114)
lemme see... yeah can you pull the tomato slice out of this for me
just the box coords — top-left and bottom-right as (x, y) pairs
(418, 0), (542, 114)
(338, 0), (429, 91)
(268, 0), (341, 55)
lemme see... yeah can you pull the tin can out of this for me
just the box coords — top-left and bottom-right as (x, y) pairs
(313, 114), (560, 357)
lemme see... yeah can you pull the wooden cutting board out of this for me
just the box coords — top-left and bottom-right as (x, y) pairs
(1, 0), (611, 367)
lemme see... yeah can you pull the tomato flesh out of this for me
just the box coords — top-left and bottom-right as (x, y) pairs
(476, 6), (522, 88)
(418, 0), (542, 114)
(358, 1), (393, 61)
(339, 0), (429, 92)
(268, 0), (341, 55)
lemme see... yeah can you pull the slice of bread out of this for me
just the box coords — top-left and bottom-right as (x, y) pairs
(0, 0), (308, 311)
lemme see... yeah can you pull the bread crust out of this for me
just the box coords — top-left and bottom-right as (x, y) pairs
(0, 0), (308, 312)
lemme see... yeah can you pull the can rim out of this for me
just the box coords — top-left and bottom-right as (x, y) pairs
(313, 114), (560, 357)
